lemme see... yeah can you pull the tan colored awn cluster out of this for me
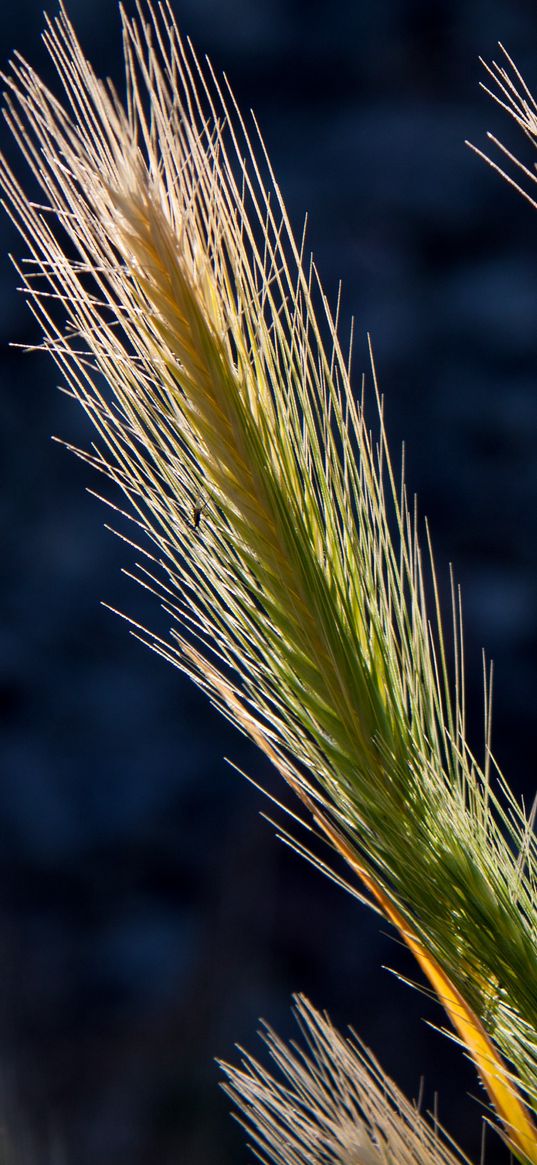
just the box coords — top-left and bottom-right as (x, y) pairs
(1, 7), (536, 1164)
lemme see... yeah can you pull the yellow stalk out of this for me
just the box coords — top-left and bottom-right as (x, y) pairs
(185, 641), (537, 1165)
(317, 815), (537, 1165)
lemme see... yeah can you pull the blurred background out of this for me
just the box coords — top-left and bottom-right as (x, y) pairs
(1, 0), (537, 1162)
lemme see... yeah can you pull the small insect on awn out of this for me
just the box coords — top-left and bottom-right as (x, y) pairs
(187, 496), (208, 531)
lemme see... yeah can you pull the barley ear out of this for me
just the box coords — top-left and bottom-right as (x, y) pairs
(1, 7), (537, 1160)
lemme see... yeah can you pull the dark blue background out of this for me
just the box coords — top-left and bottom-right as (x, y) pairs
(1, 1), (537, 1162)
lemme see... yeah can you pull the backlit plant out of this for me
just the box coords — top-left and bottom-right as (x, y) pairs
(1, 8), (536, 1162)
